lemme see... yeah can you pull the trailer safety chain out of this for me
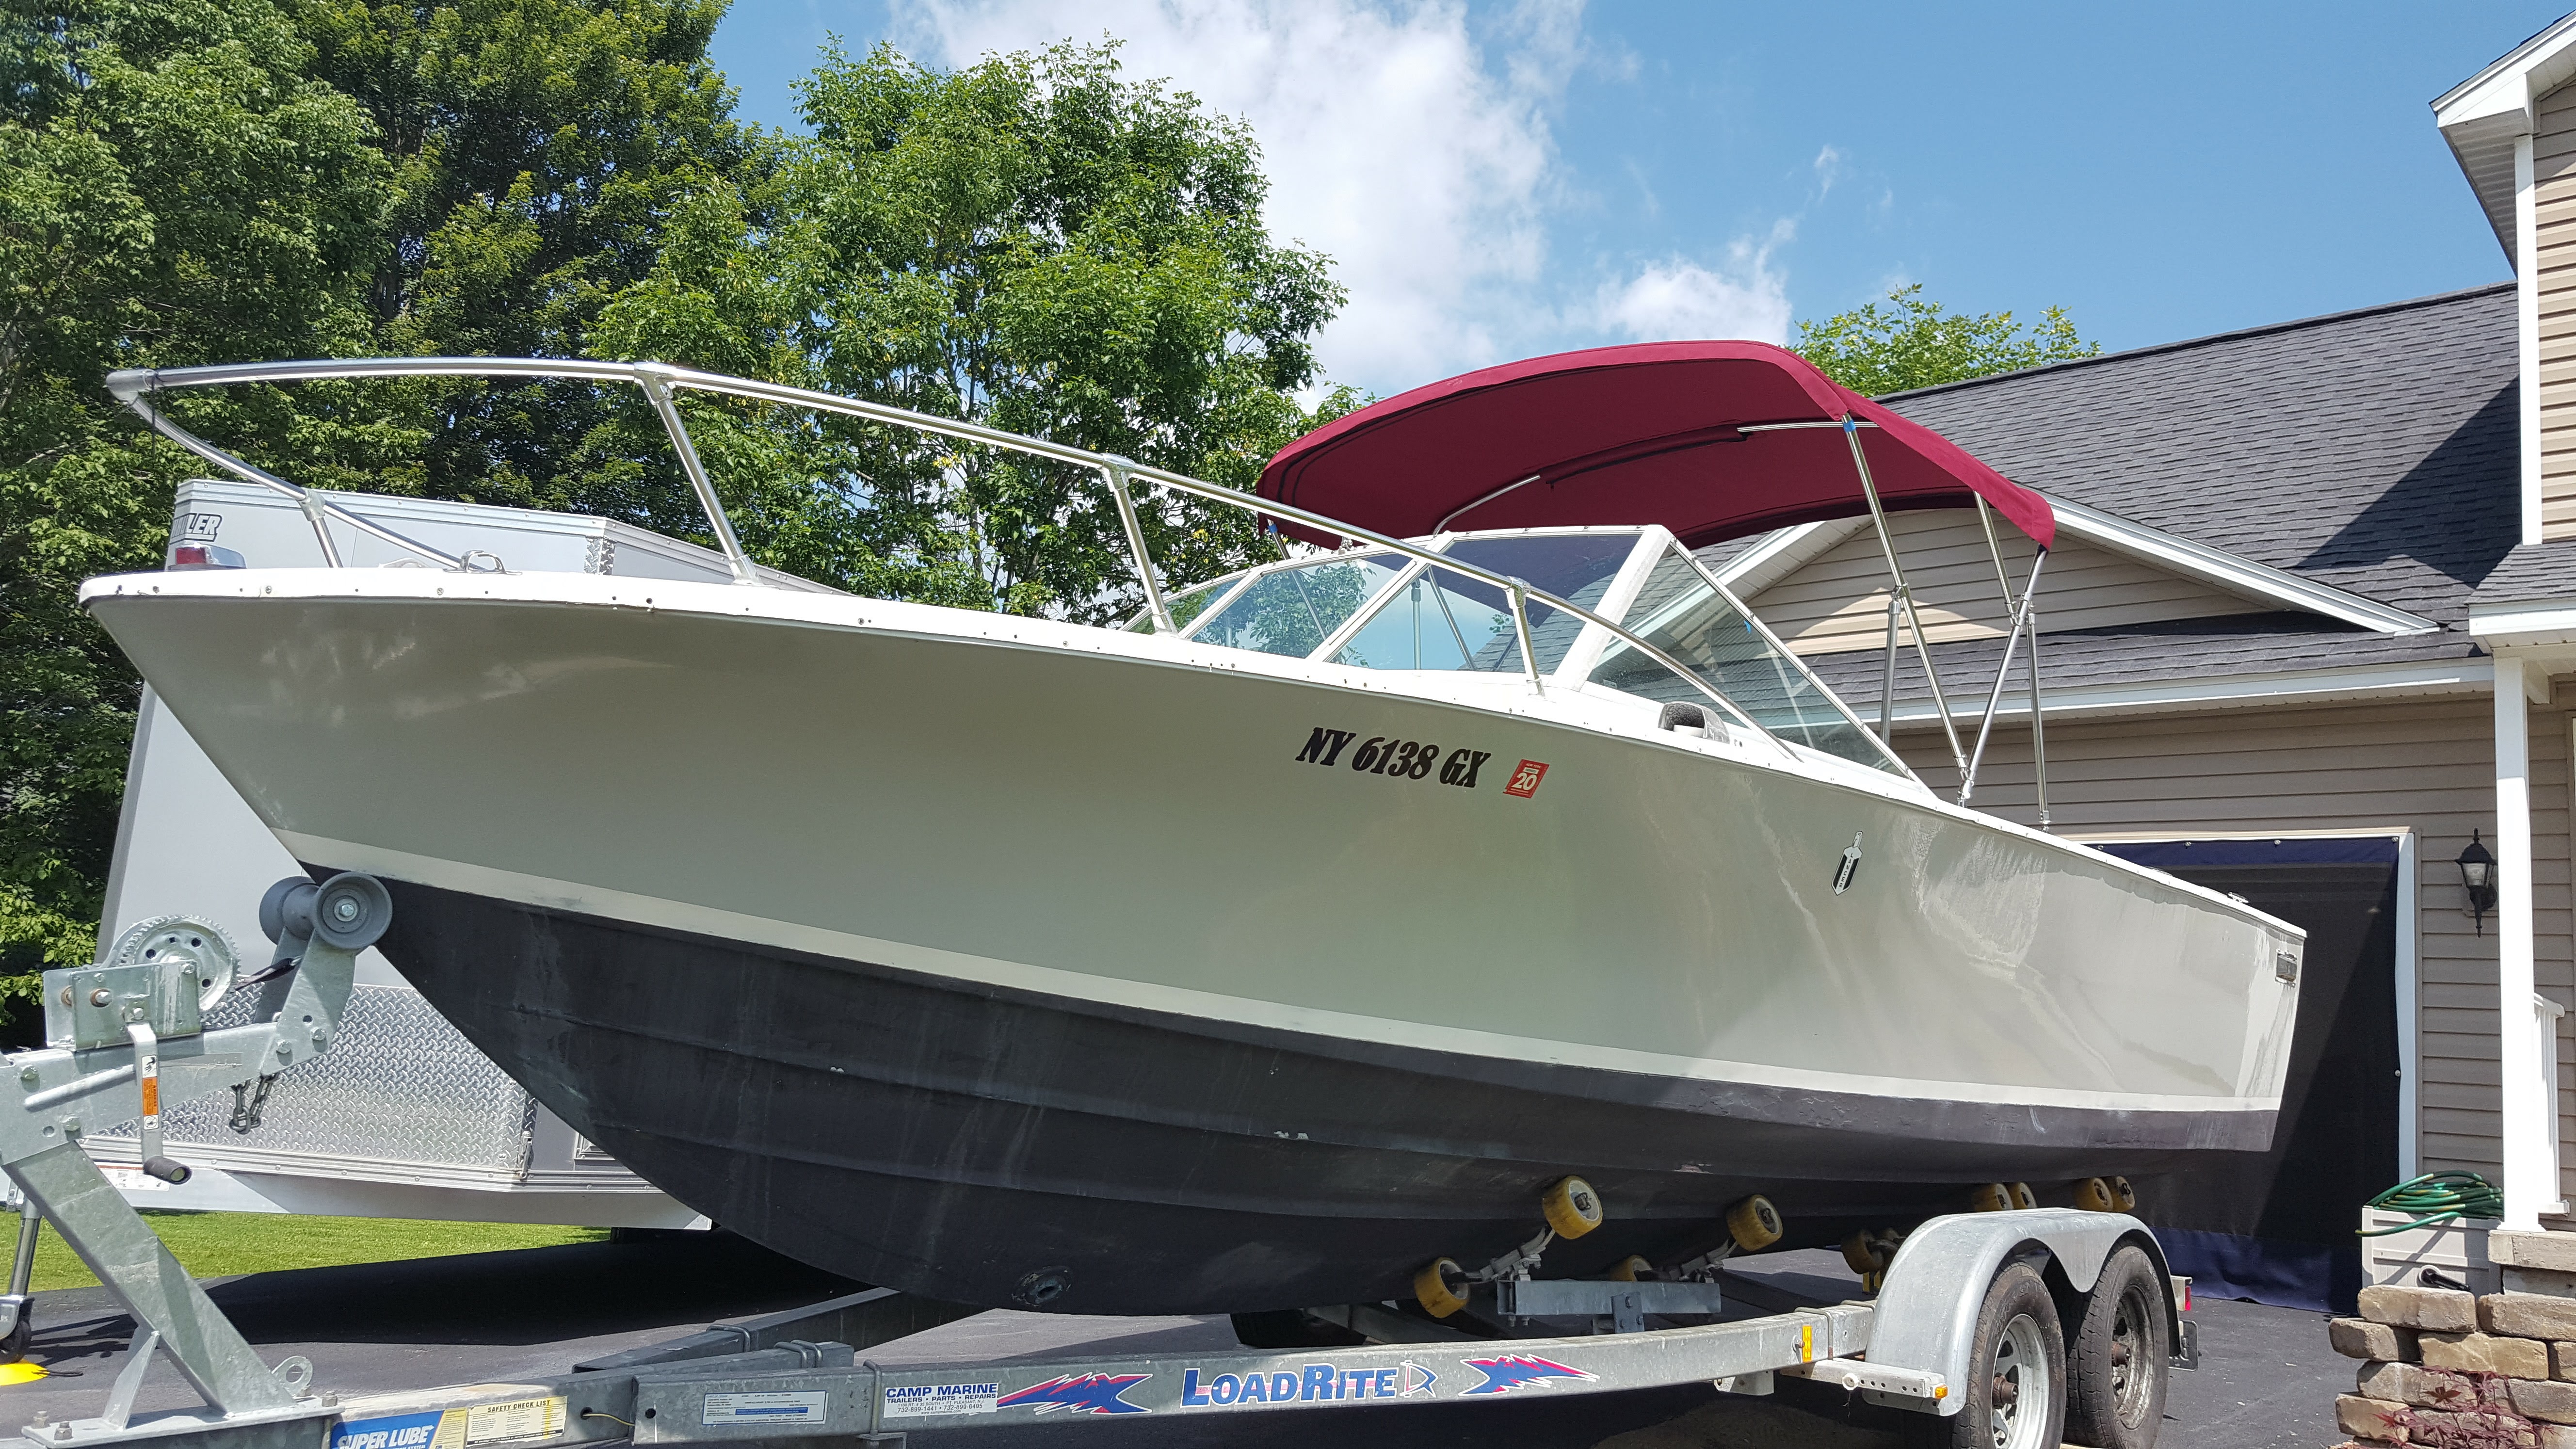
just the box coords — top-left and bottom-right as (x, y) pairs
(228, 1074), (278, 1134)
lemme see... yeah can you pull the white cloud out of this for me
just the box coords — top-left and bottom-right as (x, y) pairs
(886, 0), (1584, 390)
(1596, 223), (1794, 345)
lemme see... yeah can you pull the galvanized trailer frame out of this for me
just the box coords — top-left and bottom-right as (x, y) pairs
(0, 873), (2192, 1449)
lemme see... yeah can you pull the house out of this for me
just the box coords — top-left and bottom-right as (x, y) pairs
(1706, 13), (2576, 1307)
(1706, 282), (2524, 1307)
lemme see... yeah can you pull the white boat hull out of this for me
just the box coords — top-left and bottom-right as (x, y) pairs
(81, 568), (2302, 1312)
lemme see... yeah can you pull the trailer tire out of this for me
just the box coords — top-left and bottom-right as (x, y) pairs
(1934, 1260), (2065, 1449)
(2065, 1245), (2168, 1449)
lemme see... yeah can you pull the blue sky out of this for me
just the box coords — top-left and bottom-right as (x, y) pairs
(711, 2), (2566, 397)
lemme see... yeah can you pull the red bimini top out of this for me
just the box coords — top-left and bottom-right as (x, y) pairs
(1258, 339), (2053, 551)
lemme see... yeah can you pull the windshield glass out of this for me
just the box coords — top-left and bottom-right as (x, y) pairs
(1190, 552), (1406, 657)
(1593, 548), (1904, 774)
(1345, 531), (1633, 674)
(1332, 565), (1572, 673)
(1126, 574), (1245, 633)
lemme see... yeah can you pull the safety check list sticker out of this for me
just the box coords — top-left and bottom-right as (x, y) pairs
(883, 1382), (1002, 1418)
(700, 1391), (830, 1427)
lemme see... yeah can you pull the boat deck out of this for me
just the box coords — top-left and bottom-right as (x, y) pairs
(0, 1234), (2327, 1448)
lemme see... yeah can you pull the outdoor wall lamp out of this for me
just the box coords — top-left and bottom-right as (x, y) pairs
(2459, 830), (2498, 936)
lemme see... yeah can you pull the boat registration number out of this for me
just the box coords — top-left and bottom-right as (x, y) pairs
(1293, 725), (1534, 793)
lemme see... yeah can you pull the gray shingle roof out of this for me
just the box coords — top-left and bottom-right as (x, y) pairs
(1763, 283), (2522, 702)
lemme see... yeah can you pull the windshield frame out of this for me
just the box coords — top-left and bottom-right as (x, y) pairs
(1614, 535), (1916, 778)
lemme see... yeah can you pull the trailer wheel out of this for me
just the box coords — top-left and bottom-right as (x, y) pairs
(2064, 1245), (2168, 1449)
(1939, 1261), (2065, 1449)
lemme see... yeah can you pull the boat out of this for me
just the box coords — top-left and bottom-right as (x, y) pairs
(78, 344), (2302, 1317)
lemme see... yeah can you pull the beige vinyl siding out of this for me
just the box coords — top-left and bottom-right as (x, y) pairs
(1743, 509), (2275, 655)
(2533, 81), (2576, 539)
(1890, 695), (2576, 1205)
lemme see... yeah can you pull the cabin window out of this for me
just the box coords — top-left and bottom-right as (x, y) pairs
(1594, 549), (1904, 773)
(1190, 552), (1406, 657)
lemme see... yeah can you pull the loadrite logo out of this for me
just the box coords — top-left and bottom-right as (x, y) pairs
(1504, 759), (1549, 797)
(1460, 1354), (1595, 1396)
(996, 1374), (1152, 1415)
(1179, 1360), (1437, 1407)
(1293, 725), (1491, 788)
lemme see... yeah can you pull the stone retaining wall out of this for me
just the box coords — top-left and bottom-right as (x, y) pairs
(2332, 1285), (2576, 1448)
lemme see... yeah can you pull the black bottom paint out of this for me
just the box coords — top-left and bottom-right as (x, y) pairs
(354, 872), (2278, 1316)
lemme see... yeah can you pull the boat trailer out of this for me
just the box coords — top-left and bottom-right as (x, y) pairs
(0, 876), (2198, 1449)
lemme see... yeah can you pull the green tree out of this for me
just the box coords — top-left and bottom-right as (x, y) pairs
(0, 0), (757, 1000)
(0, 0), (392, 984)
(1794, 284), (2099, 398)
(591, 39), (1353, 618)
(294, 0), (767, 507)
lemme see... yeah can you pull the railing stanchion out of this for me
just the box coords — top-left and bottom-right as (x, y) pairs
(634, 364), (759, 586)
(1103, 460), (1175, 632)
(1507, 580), (1545, 696)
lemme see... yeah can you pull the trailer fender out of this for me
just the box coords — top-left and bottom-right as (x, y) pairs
(1863, 1208), (2165, 1418)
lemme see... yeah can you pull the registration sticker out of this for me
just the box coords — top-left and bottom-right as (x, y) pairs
(1503, 759), (1549, 797)
(700, 1392), (828, 1427)
(884, 1382), (1000, 1419)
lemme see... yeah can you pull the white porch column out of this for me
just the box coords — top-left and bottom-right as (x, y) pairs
(2520, 132), (2544, 547)
(2499, 653), (2547, 1229)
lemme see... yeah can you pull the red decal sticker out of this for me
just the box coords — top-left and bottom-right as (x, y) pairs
(1504, 760), (1549, 798)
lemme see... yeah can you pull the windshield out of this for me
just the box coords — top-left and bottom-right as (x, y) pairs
(1188, 552), (1407, 657)
(1127, 573), (1246, 634)
(1332, 565), (1571, 673)
(1592, 547), (1903, 773)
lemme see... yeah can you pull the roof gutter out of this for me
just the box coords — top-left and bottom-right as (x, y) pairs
(1884, 656), (2492, 728)
(2046, 497), (2442, 636)
(1715, 500), (2440, 637)
(2433, 12), (2576, 260)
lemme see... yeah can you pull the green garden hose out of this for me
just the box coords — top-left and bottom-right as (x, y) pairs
(2358, 1171), (2505, 1236)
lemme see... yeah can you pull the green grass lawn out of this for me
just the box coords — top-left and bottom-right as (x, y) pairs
(1, 1212), (609, 1291)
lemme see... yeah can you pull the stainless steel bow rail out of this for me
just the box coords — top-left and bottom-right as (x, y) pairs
(100, 357), (1932, 774)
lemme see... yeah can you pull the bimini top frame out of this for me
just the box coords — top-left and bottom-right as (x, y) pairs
(105, 356), (1831, 773)
(1257, 338), (2061, 822)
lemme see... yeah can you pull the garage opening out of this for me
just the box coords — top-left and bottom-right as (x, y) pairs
(2092, 835), (2402, 1314)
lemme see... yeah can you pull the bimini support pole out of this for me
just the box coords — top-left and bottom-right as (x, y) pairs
(1877, 593), (1901, 739)
(1971, 496), (2053, 827)
(2027, 594), (2052, 829)
(1957, 548), (2048, 807)
(1102, 458), (1175, 633)
(1842, 417), (1966, 773)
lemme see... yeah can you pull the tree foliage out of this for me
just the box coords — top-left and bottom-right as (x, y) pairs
(0, 0), (391, 979)
(0, 12), (1352, 998)
(594, 39), (1354, 618)
(1794, 284), (2100, 398)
